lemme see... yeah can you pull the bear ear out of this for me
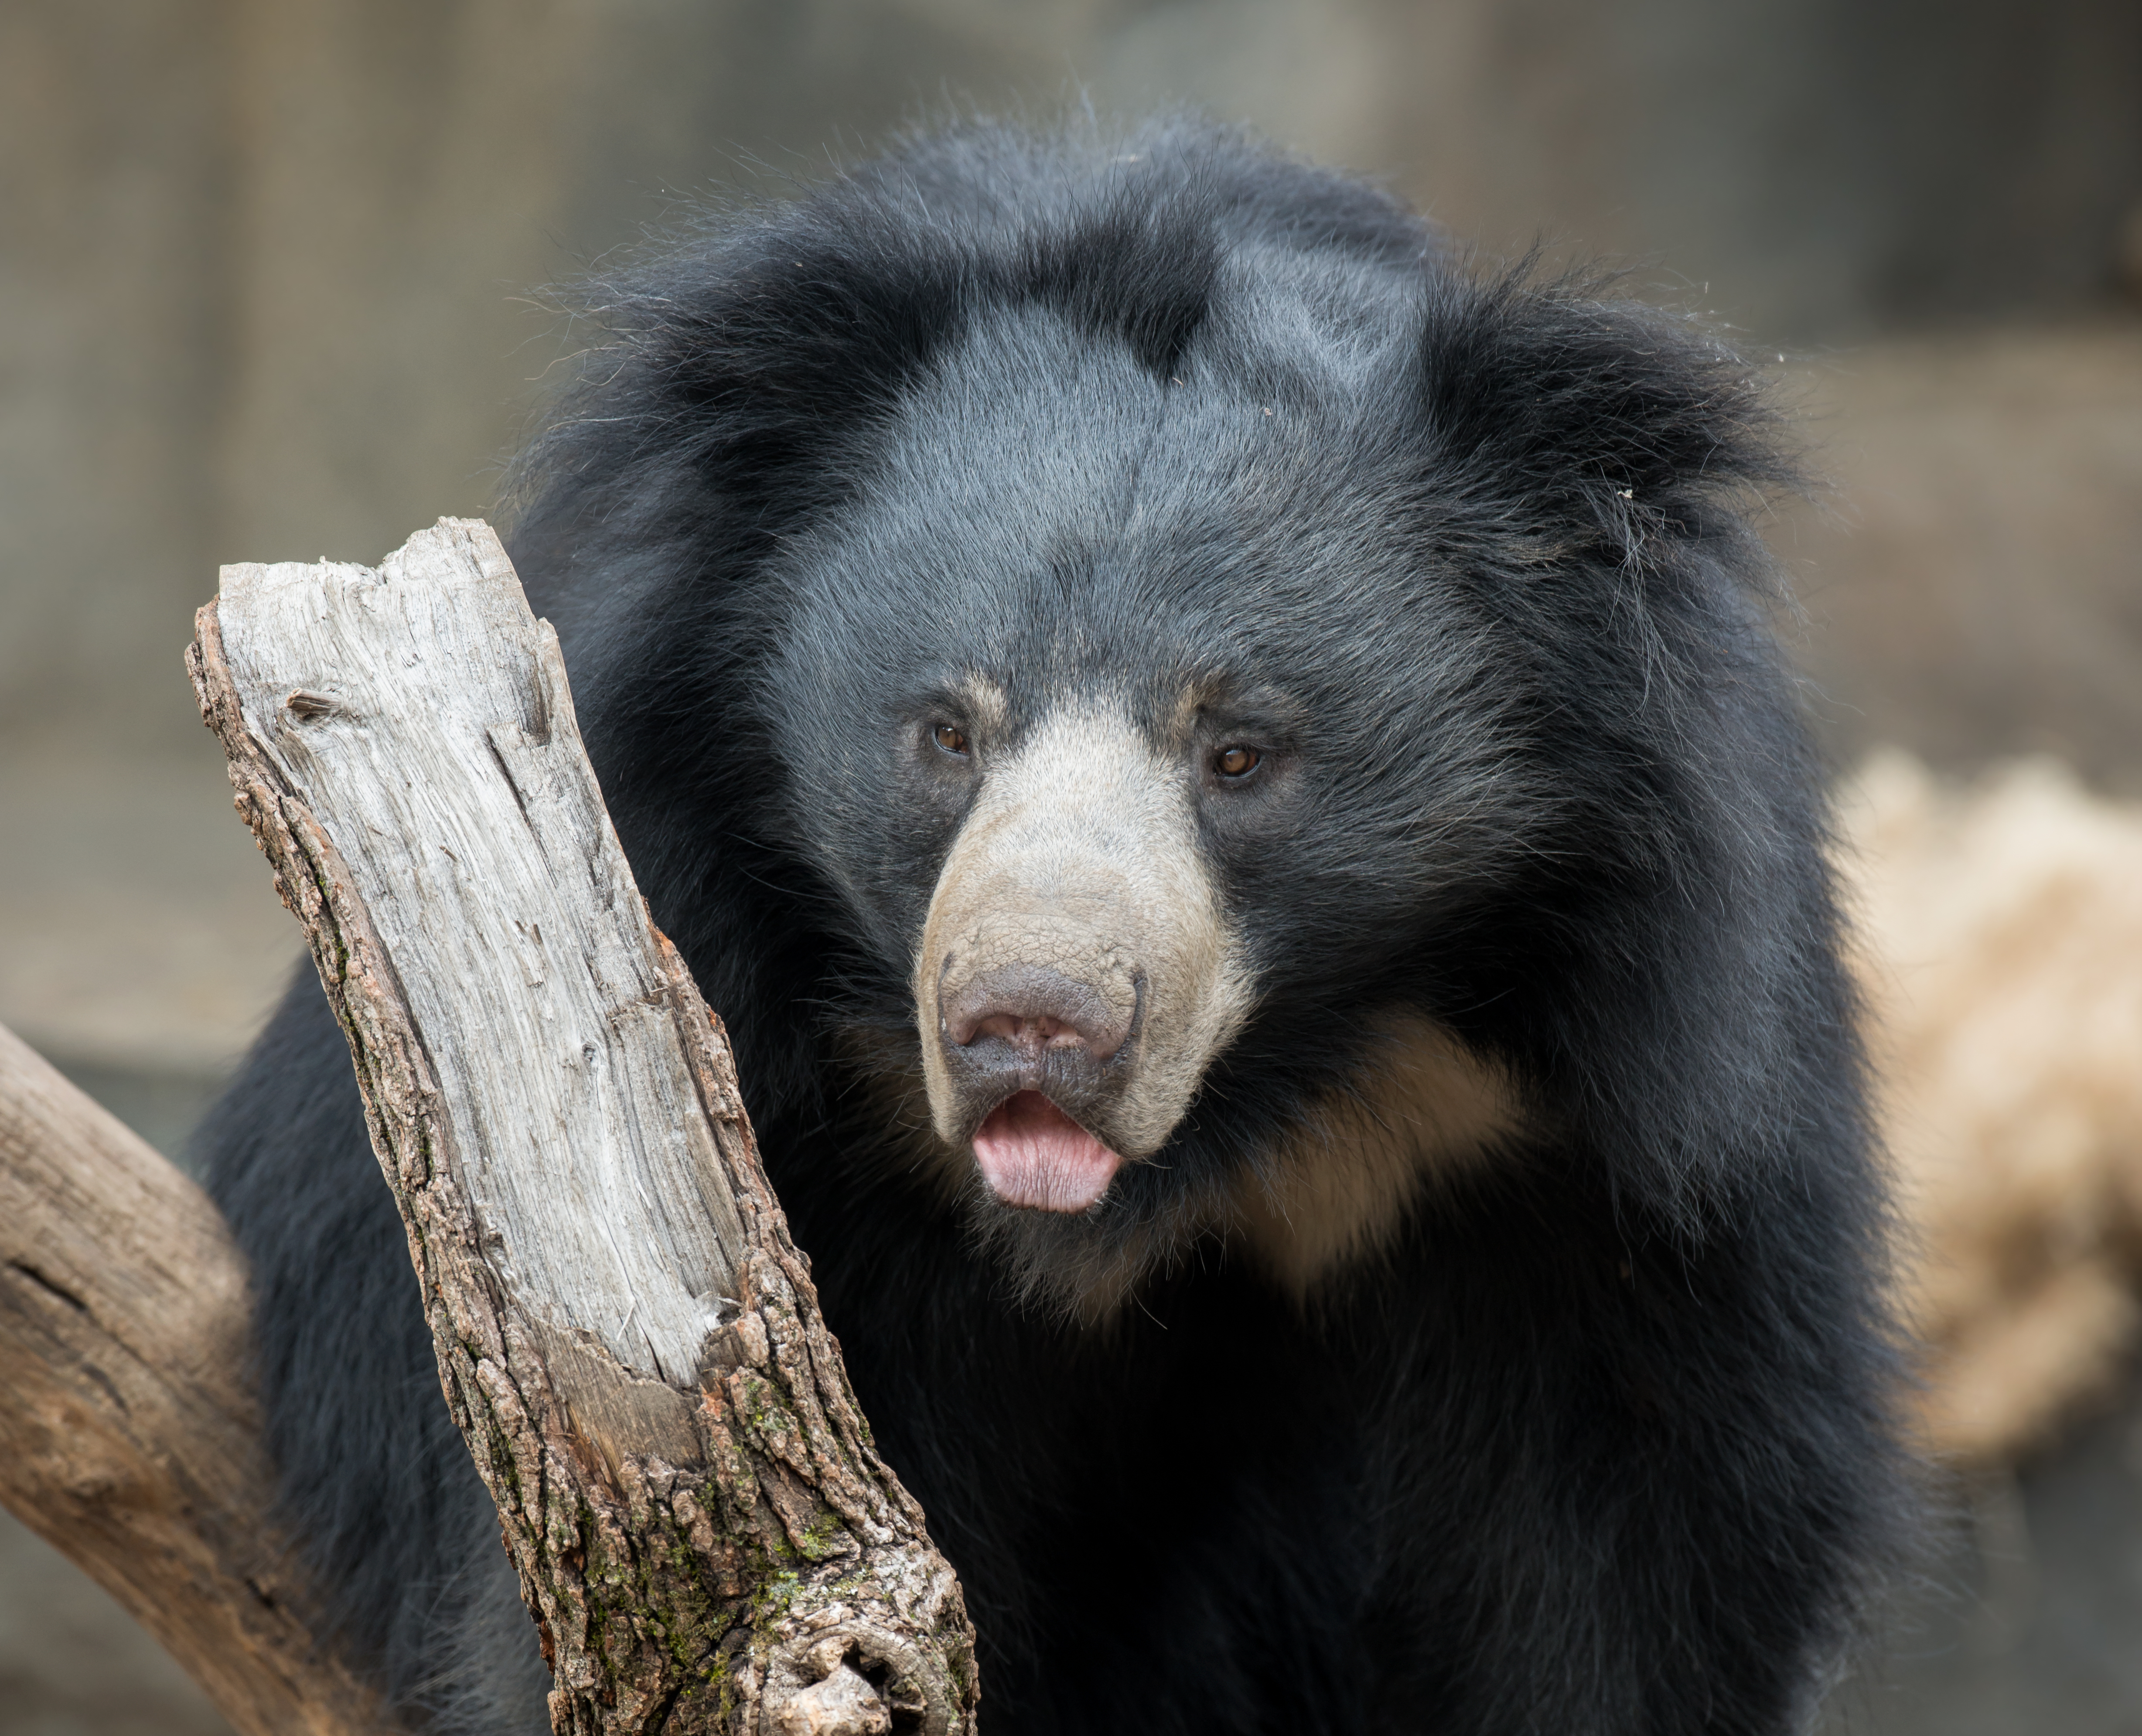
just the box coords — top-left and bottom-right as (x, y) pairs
(1413, 264), (1794, 560)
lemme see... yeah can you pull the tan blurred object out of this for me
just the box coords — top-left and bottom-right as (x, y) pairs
(1842, 750), (2142, 1464)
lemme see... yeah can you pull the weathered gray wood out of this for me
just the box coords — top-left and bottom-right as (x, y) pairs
(189, 517), (977, 1736)
(0, 1017), (381, 1736)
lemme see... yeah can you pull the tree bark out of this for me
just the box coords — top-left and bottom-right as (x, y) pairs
(186, 518), (979, 1736)
(0, 1018), (381, 1736)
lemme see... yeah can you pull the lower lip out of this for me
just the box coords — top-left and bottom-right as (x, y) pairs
(972, 1091), (1123, 1213)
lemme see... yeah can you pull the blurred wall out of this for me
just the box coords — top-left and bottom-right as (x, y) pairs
(5, 0), (2140, 763)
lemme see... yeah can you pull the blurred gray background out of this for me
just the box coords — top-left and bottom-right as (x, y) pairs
(2, 2), (2139, 1732)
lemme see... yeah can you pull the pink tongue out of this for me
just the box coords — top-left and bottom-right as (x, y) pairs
(972, 1091), (1122, 1213)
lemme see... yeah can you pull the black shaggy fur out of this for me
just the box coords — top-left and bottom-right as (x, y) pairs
(198, 119), (1907, 1733)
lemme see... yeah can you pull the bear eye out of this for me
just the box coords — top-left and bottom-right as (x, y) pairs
(932, 723), (970, 757)
(1214, 744), (1260, 778)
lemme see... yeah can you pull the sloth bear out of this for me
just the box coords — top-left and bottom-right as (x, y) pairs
(198, 119), (1905, 1733)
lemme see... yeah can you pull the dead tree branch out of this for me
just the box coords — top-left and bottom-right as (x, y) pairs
(0, 1018), (380, 1736)
(187, 517), (978, 1736)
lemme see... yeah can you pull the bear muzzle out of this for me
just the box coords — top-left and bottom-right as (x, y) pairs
(912, 703), (1255, 1213)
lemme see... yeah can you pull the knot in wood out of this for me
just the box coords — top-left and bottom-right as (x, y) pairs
(775, 1663), (892, 1736)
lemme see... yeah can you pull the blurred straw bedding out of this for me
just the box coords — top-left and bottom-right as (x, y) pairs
(1844, 752), (2142, 1466)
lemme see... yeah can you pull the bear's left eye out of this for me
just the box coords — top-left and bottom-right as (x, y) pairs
(932, 723), (970, 757)
(1214, 745), (1260, 778)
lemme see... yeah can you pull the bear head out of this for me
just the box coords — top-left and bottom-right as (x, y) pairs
(509, 120), (1811, 1319)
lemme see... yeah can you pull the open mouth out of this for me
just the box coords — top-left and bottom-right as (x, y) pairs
(972, 1090), (1124, 1213)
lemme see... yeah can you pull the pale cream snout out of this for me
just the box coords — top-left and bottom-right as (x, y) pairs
(914, 706), (1253, 1207)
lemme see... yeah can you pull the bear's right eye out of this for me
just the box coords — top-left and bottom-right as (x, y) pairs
(932, 723), (970, 757)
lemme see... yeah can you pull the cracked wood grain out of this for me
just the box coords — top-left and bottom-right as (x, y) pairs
(188, 517), (979, 1736)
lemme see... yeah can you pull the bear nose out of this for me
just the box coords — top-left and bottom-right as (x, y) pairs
(942, 964), (1131, 1062)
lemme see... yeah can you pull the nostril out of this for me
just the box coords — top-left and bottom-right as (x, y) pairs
(941, 964), (1132, 1061)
